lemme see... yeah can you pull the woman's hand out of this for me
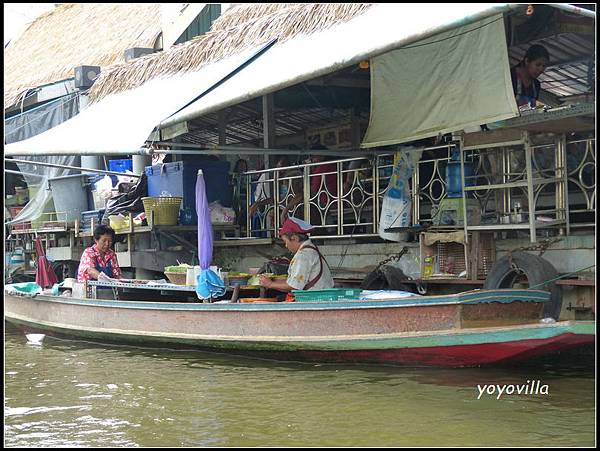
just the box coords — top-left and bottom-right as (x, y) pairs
(98, 272), (111, 282)
(258, 275), (272, 288)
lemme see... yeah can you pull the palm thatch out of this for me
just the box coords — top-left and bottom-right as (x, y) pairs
(88, 3), (374, 103)
(4, 3), (162, 109)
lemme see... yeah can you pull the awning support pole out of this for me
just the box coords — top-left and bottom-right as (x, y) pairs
(548, 4), (595, 19)
(9, 159), (141, 178)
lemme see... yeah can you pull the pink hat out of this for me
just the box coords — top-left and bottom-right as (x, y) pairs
(279, 217), (315, 236)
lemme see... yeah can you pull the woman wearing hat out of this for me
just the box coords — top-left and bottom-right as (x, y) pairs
(259, 217), (334, 295)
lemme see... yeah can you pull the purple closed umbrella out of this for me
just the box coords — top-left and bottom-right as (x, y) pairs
(196, 170), (213, 269)
(195, 170), (225, 300)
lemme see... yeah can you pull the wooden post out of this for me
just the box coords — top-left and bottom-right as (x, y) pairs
(231, 284), (241, 303)
(262, 94), (275, 170)
(218, 110), (227, 146)
(470, 231), (480, 280)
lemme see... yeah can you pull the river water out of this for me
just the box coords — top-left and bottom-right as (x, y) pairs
(4, 324), (596, 447)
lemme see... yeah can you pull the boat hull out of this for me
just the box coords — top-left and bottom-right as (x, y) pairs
(4, 290), (595, 367)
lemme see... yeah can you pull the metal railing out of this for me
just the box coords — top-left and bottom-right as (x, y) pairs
(240, 135), (594, 239)
(565, 137), (596, 228)
(242, 144), (456, 238)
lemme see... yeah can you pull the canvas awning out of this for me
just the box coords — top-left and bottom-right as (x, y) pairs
(4, 45), (267, 156)
(361, 14), (519, 147)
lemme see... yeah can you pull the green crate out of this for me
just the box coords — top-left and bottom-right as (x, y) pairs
(292, 288), (362, 302)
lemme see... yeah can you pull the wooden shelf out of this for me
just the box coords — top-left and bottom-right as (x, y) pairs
(556, 279), (595, 287)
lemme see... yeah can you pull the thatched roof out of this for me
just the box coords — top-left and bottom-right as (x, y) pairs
(88, 3), (373, 103)
(4, 3), (162, 109)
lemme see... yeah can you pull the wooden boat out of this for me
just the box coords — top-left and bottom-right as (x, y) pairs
(4, 287), (594, 367)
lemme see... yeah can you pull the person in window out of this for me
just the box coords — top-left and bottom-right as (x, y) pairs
(511, 44), (549, 108)
(231, 159), (249, 230)
(280, 143), (338, 224)
(77, 225), (122, 282)
(258, 217), (334, 297)
(309, 144), (338, 205)
(249, 156), (290, 218)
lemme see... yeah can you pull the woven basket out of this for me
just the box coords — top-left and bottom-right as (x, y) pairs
(164, 272), (187, 285)
(142, 197), (182, 226)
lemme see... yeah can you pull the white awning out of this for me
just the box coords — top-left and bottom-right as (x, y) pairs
(160, 3), (517, 130)
(4, 46), (263, 156)
(362, 14), (519, 148)
(5, 4), (519, 156)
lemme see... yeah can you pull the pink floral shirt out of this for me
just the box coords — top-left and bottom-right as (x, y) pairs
(77, 244), (122, 282)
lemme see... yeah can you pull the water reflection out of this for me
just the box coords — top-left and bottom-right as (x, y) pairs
(5, 324), (595, 447)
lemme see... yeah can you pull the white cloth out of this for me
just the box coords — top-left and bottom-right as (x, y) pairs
(359, 290), (419, 300)
(287, 239), (334, 290)
(254, 172), (271, 202)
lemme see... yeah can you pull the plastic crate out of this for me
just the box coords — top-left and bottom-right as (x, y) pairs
(81, 209), (105, 232)
(109, 159), (133, 173)
(145, 159), (232, 225)
(109, 159), (133, 186)
(292, 288), (362, 302)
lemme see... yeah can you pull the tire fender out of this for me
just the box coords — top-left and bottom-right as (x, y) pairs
(483, 251), (562, 320)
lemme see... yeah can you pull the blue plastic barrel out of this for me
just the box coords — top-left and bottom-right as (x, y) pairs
(446, 161), (474, 198)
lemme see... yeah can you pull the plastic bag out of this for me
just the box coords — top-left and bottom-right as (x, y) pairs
(5, 282), (42, 296)
(359, 290), (420, 300)
(117, 170), (136, 185)
(209, 201), (236, 224)
(196, 269), (226, 300)
(379, 147), (422, 241)
(109, 214), (130, 230)
(391, 252), (422, 280)
(102, 173), (148, 225)
(95, 175), (114, 200)
(379, 188), (411, 241)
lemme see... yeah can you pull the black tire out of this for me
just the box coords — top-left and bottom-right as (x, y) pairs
(361, 269), (387, 290)
(483, 251), (562, 320)
(360, 266), (415, 292)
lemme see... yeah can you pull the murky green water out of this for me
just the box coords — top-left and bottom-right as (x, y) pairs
(4, 324), (596, 447)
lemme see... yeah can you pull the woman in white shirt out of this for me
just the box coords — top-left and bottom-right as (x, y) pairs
(258, 217), (334, 296)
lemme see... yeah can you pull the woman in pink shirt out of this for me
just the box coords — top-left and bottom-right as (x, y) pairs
(77, 224), (122, 282)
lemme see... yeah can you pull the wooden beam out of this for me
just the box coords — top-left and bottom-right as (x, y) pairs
(306, 76), (370, 89)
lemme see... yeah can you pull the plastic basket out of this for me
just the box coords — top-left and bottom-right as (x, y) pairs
(292, 288), (362, 302)
(142, 197), (182, 226)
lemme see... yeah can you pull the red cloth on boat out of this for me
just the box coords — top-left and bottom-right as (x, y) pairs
(34, 238), (58, 288)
